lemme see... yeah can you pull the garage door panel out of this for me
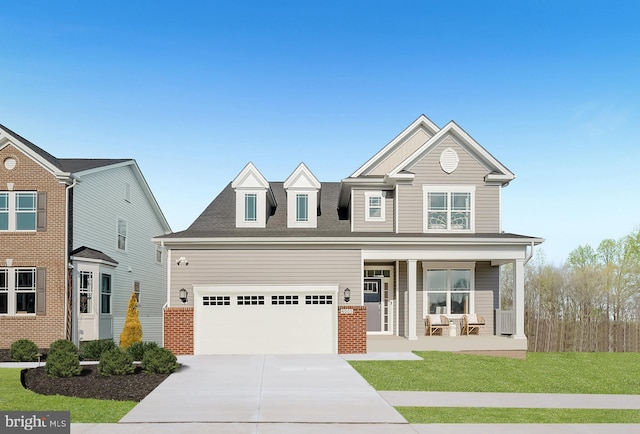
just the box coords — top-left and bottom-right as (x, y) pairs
(194, 287), (337, 355)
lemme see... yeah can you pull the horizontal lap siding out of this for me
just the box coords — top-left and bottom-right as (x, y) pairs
(475, 261), (499, 335)
(398, 135), (501, 233)
(171, 249), (362, 305)
(352, 190), (394, 232)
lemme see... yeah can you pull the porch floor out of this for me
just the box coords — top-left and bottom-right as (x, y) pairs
(366, 334), (527, 354)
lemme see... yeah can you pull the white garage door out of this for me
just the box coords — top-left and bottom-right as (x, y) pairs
(194, 285), (338, 355)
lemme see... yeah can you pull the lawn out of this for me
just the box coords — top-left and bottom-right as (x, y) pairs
(350, 351), (640, 394)
(0, 369), (136, 423)
(351, 352), (640, 424)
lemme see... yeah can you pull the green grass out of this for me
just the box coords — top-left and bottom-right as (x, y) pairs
(350, 352), (640, 394)
(0, 369), (136, 423)
(397, 407), (640, 424)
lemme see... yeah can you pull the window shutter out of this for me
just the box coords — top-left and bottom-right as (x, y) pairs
(36, 267), (46, 315)
(37, 192), (47, 231)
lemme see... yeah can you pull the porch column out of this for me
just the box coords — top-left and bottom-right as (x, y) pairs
(512, 258), (526, 339)
(407, 259), (417, 340)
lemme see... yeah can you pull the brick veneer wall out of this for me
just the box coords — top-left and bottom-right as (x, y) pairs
(163, 306), (194, 355)
(0, 144), (68, 348)
(337, 305), (367, 354)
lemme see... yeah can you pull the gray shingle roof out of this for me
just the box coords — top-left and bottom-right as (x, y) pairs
(58, 159), (132, 173)
(70, 246), (118, 264)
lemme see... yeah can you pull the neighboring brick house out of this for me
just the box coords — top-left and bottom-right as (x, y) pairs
(0, 124), (170, 349)
(156, 115), (543, 355)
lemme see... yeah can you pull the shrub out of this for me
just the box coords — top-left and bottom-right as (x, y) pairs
(80, 339), (117, 361)
(10, 339), (39, 362)
(99, 348), (135, 376)
(120, 292), (142, 348)
(45, 339), (81, 378)
(126, 341), (159, 361)
(142, 347), (179, 374)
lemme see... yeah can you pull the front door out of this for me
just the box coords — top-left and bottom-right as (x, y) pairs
(364, 279), (381, 331)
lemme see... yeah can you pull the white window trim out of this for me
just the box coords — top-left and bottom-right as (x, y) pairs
(79, 271), (93, 314)
(0, 191), (37, 232)
(422, 261), (476, 319)
(295, 193), (309, 222)
(117, 217), (128, 251)
(422, 185), (475, 233)
(364, 191), (385, 222)
(235, 189), (267, 228)
(0, 267), (37, 316)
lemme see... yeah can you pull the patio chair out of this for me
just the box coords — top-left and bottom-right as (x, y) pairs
(425, 314), (450, 336)
(461, 313), (485, 335)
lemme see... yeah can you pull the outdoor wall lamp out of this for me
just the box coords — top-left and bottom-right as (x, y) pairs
(344, 287), (351, 303)
(176, 256), (189, 266)
(179, 288), (188, 304)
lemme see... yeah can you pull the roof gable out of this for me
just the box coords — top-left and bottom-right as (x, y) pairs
(231, 162), (270, 189)
(283, 162), (321, 190)
(388, 121), (515, 185)
(350, 115), (440, 178)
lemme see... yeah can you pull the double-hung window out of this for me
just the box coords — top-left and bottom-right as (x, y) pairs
(101, 274), (112, 314)
(0, 192), (37, 231)
(244, 193), (257, 222)
(117, 218), (127, 250)
(423, 186), (474, 232)
(0, 269), (7, 314)
(0, 268), (43, 315)
(424, 265), (474, 316)
(365, 192), (385, 221)
(79, 271), (93, 314)
(296, 193), (308, 222)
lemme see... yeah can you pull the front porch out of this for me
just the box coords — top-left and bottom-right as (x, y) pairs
(366, 334), (527, 359)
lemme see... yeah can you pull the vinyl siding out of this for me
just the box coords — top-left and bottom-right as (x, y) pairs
(352, 190), (394, 232)
(72, 164), (168, 344)
(170, 249), (362, 306)
(368, 127), (432, 176)
(397, 134), (501, 233)
(475, 261), (499, 335)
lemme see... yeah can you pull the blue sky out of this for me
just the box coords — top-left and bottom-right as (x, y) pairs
(1, 1), (639, 264)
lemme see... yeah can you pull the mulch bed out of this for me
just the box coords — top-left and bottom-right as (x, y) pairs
(2, 349), (171, 402)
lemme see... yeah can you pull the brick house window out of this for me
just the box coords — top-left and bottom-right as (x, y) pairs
(0, 192), (38, 231)
(0, 268), (40, 315)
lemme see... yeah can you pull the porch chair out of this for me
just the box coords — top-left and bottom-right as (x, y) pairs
(425, 314), (450, 336)
(461, 314), (485, 335)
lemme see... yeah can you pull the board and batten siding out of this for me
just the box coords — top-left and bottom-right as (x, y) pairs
(397, 134), (501, 234)
(170, 249), (362, 305)
(367, 127), (433, 176)
(352, 189), (395, 232)
(72, 164), (168, 344)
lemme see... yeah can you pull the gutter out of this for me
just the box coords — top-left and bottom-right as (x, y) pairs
(524, 240), (535, 265)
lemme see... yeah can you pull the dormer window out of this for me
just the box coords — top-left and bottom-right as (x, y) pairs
(296, 194), (309, 222)
(231, 163), (273, 228)
(244, 193), (257, 222)
(284, 163), (321, 229)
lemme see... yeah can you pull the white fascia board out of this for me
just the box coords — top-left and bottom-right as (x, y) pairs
(0, 131), (72, 181)
(155, 236), (545, 248)
(363, 246), (529, 261)
(232, 162), (270, 189)
(350, 115), (440, 178)
(388, 121), (515, 183)
(70, 256), (118, 267)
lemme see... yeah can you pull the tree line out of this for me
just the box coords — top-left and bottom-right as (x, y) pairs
(502, 229), (640, 352)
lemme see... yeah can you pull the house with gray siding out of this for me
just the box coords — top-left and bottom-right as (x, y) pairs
(157, 115), (542, 356)
(0, 123), (170, 349)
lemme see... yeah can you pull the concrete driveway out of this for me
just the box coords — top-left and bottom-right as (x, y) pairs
(119, 354), (408, 425)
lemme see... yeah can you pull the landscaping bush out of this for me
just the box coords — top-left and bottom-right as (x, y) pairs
(120, 292), (142, 348)
(142, 347), (179, 374)
(10, 339), (39, 362)
(126, 341), (159, 361)
(45, 339), (81, 378)
(80, 339), (117, 361)
(99, 348), (135, 376)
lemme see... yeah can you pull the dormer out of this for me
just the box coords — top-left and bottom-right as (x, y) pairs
(283, 163), (321, 228)
(231, 162), (274, 228)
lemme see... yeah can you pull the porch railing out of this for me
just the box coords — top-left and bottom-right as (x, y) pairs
(495, 309), (514, 335)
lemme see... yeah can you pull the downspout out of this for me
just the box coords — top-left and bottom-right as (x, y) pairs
(524, 241), (535, 265)
(64, 177), (77, 344)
